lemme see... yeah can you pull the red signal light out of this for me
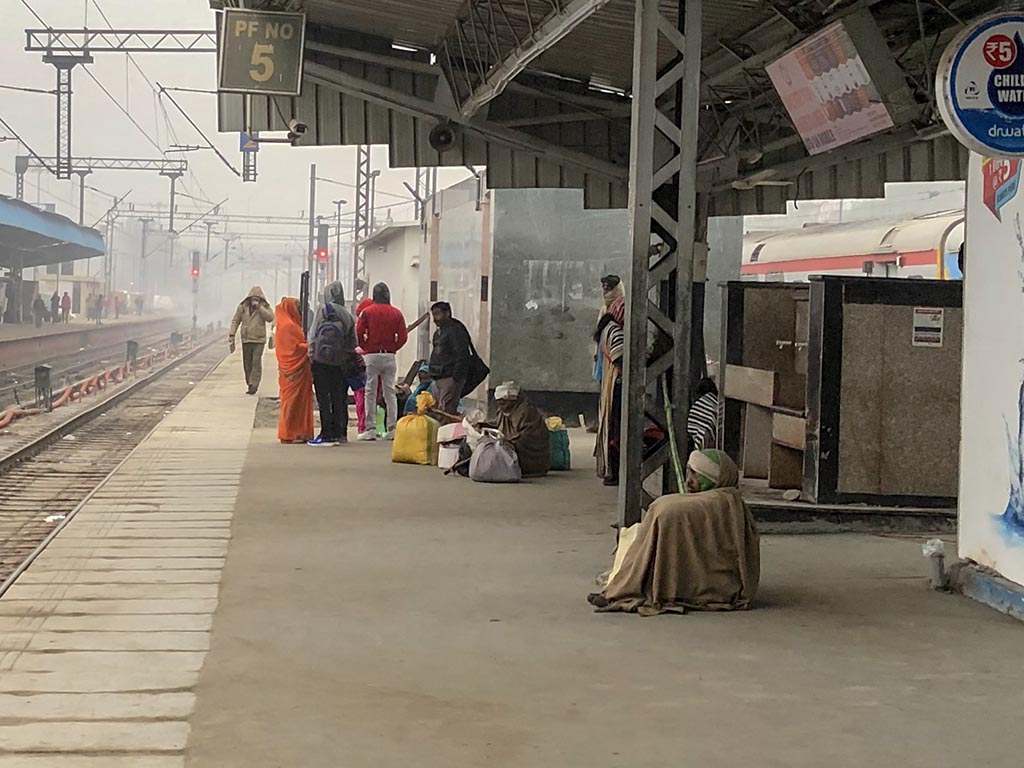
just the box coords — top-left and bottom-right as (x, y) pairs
(316, 248), (329, 263)
(191, 267), (200, 278)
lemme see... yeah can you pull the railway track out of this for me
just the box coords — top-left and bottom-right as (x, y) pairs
(0, 339), (228, 588)
(0, 329), (186, 412)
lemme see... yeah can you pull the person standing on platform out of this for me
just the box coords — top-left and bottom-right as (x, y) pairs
(274, 297), (315, 444)
(33, 294), (46, 328)
(228, 286), (275, 395)
(60, 291), (71, 323)
(307, 281), (360, 446)
(353, 296), (374, 438)
(595, 275), (625, 487)
(50, 291), (60, 324)
(428, 301), (473, 419)
(355, 283), (408, 441)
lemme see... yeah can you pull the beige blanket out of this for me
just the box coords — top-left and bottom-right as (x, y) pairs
(599, 488), (760, 616)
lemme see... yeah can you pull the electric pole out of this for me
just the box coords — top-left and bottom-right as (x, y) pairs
(138, 217), (153, 302)
(333, 199), (346, 287)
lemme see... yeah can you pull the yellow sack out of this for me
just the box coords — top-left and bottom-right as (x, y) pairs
(392, 392), (440, 465)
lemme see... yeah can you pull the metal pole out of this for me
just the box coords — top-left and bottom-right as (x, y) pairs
(138, 217), (152, 302)
(333, 199), (344, 286)
(77, 172), (86, 225)
(307, 163), (317, 293)
(672, 0), (703, 451)
(167, 173), (179, 233)
(618, 0), (702, 527)
(204, 222), (214, 264)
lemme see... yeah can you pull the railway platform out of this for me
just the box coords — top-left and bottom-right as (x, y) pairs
(0, 351), (1022, 767)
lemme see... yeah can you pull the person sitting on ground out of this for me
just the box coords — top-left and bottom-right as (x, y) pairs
(274, 297), (314, 445)
(492, 381), (551, 478)
(588, 449), (760, 615)
(402, 364), (436, 415)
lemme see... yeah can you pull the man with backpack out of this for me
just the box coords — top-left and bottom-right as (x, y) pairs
(307, 281), (361, 446)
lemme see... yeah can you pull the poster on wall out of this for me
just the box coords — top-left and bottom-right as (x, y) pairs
(912, 307), (944, 347)
(959, 153), (1024, 586)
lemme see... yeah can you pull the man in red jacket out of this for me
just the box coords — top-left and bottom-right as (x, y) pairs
(355, 282), (408, 440)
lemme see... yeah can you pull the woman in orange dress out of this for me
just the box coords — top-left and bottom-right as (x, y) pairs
(274, 297), (315, 444)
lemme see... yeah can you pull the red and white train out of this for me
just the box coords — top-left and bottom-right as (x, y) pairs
(741, 210), (965, 282)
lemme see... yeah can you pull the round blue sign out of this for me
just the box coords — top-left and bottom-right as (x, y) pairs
(939, 13), (1024, 157)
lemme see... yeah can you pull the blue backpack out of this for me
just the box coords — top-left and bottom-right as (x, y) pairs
(312, 303), (349, 366)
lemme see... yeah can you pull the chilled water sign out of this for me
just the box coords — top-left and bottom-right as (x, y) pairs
(939, 13), (1024, 157)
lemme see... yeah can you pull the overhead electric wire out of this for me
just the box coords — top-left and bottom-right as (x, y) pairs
(88, 0), (214, 203)
(315, 175), (415, 202)
(19, 0), (46, 25)
(0, 113), (54, 175)
(0, 84), (54, 95)
(158, 84), (241, 177)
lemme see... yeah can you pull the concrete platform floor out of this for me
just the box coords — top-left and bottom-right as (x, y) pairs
(186, 380), (1024, 766)
(2, 351), (1023, 767)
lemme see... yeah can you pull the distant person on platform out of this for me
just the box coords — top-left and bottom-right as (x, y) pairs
(33, 294), (46, 328)
(355, 282), (408, 441)
(428, 301), (473, 419)
(229, 285), (275, 395)
(50, 291), (60, 324)
(307, 280), (361, 446)
(135, 295), (144, 316)
(60, 291), (71, 323)
(353, 296), (374, 438)
(274, 296), (315, 445)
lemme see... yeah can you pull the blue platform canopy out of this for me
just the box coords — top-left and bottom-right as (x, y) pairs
(0, 195), (105, 270)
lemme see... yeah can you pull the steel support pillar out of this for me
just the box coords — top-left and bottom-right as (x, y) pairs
(76, 171), (91, 225)
(352, 145), (372, 302)
(45, 54), (91, 181)
(619, 0), (704, 527)
(15, 156), (28, 200)
(162, 171), (184, 233)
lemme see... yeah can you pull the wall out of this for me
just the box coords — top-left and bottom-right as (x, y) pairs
(488, 189), (629, 393)
(705, 216), (744, 359)
(838, 303), (962, 497)
(960, 155), (1024, 587)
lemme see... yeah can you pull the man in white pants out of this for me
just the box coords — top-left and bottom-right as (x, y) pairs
(355, 282), (408, 440)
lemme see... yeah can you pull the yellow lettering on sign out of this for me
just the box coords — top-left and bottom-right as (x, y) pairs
(234, 20), (248, 37)
(281, 24), (295, 41)
(250, 43), (275, 82)
(247, 20), (259, 37)
(266, 23), (280, 40)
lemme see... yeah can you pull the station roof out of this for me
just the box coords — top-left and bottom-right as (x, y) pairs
(214, 0), (999, 214)
(0, 197), (106, 270)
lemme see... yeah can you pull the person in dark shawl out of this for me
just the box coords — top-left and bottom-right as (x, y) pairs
(589, 449), (760, 616)
(493, 381), (551, 478)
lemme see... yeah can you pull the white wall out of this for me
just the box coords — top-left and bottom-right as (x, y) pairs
(959, 154), (1024, 587)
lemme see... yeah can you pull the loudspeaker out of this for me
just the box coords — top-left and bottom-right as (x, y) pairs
(429, 121), (459, 154)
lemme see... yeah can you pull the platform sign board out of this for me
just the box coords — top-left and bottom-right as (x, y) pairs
(938, 13), (1024, 157)
(766, 20), (895, 155)
(240, 131), (259, 153)
(218, 9), (305, 96)
(959, 151), (1024, 588)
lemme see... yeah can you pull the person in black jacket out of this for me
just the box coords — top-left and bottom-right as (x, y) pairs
(428, 301), (472, 418)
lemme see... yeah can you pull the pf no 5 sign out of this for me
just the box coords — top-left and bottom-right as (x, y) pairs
(218, 9), (306, 96)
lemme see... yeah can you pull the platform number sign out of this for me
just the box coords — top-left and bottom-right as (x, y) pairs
(218, 9), (306, 96)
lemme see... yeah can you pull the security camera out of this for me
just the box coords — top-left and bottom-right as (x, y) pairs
(288, 119), (308, 136)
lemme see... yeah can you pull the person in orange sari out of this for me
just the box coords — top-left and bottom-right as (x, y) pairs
(274, 297), (315, 444)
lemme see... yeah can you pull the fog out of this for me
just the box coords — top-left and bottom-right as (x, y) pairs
(0, 0), (469, 321)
